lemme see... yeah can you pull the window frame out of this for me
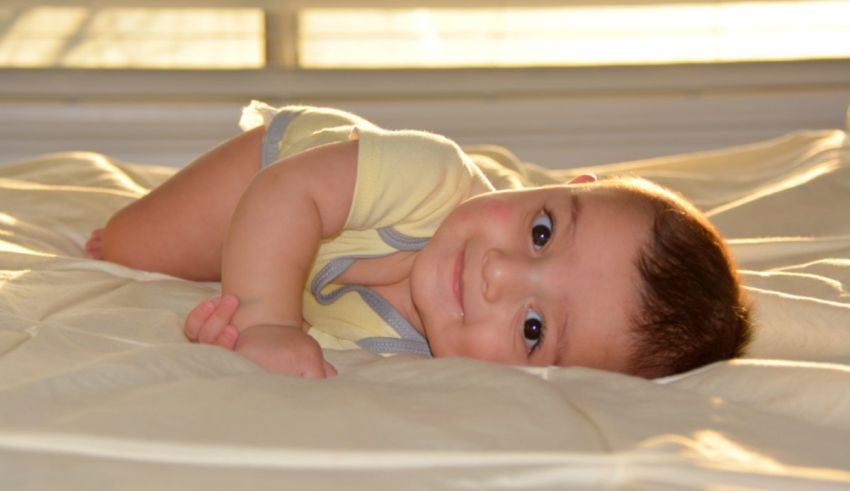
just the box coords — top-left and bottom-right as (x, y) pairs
(1, 60), (849, 102)
(0, 0), (848, 102)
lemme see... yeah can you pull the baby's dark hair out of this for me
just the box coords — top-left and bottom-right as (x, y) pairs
(605, 177), (752, 378)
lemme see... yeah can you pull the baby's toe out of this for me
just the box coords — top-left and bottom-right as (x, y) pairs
(84, 228), (105, 259)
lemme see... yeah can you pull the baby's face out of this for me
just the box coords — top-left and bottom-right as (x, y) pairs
(409, 181), (652, 373)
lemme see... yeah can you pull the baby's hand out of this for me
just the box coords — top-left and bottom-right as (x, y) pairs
(235, 325), (337, 379)
(184, 293), (240, 350)
(184, 295), (336, 378)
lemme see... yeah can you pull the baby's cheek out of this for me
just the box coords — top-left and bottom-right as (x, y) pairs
(482, 200), (514, 224)
(453, 323), (514, 362)
(453, 198), (514, 229)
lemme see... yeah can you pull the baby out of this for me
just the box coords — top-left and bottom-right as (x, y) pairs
(87, 103), (752, 379)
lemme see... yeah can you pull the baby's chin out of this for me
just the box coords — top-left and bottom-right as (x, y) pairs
(426, 338), (490, 362)
(422, 336), (459, 359)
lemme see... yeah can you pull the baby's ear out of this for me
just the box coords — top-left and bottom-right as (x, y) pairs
(567, 174), (597, 185)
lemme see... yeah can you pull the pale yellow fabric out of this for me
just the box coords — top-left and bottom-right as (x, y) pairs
(243, 104), (494, 348)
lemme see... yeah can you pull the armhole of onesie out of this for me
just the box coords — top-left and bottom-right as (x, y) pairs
(343, 125), (370, 229)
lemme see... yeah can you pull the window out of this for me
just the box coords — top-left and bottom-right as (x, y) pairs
(1, 2), (849, 70)
(298, 2), (850, 68)
(0, 7), (264, 69)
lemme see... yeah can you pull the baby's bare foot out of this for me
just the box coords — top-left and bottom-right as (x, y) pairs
(85, 228), (104, 259)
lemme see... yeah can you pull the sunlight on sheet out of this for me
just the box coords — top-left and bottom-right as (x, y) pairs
(694, 431), (784, 472)
(87, 152), (150, 196)
(730, 358), (850, 372)
(705, 158), (842, 218)
(643, 430), (784, 472)
(0, 239), (32, 256)
(0, 214), (30, 255)
(778, 257), (850, 270)
(687, 431), (850, 484)
(747, 269), (847, 295)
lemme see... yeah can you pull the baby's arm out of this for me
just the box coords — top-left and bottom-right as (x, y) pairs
(221, 139), (357, 377)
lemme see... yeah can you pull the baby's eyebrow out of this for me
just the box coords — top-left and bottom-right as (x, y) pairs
(567, 194), (581, 243)
(551, 194), (580, 366)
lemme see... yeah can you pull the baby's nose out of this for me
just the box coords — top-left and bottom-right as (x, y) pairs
(482, 249), (535, 303)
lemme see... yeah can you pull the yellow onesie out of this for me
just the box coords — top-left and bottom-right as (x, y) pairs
(239, 102), (494, 355)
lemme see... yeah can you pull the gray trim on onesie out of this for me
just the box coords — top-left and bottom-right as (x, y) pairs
(309, 242), (432, 357)
(260, 108), (432, 356)
(261, 108), (304, 167)
(377, 227), (430, 251)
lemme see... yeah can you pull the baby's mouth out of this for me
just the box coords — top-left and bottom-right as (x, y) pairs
(452, 248), (465, 318)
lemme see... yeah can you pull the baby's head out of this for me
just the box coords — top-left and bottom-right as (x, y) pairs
(598, 177), (752, 377)
(410, 175), (752, 378)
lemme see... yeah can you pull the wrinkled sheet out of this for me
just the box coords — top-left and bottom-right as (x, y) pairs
(0, 128), (849, 490)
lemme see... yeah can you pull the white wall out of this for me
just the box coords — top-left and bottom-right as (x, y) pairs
(1, 62), (849, 169)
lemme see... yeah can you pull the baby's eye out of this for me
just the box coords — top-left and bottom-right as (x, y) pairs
(523, 309), (545, 352)
(531, 212), (553, 250)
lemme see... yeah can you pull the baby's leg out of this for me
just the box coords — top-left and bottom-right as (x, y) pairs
(102, 126), (265, 281)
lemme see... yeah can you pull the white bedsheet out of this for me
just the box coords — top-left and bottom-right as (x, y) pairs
(0, 127), (848, 490)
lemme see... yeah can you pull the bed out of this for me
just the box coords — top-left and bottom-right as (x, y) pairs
(1, 112), (849, 490)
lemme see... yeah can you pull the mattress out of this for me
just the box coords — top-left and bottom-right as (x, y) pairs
(0, 125), (848, 490)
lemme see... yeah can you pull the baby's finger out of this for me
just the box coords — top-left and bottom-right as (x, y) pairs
(214, 294), (239, 320)
(184, 295), (220, 341)
(198, 295), (239, 344)
(213, 325), (239, 351)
